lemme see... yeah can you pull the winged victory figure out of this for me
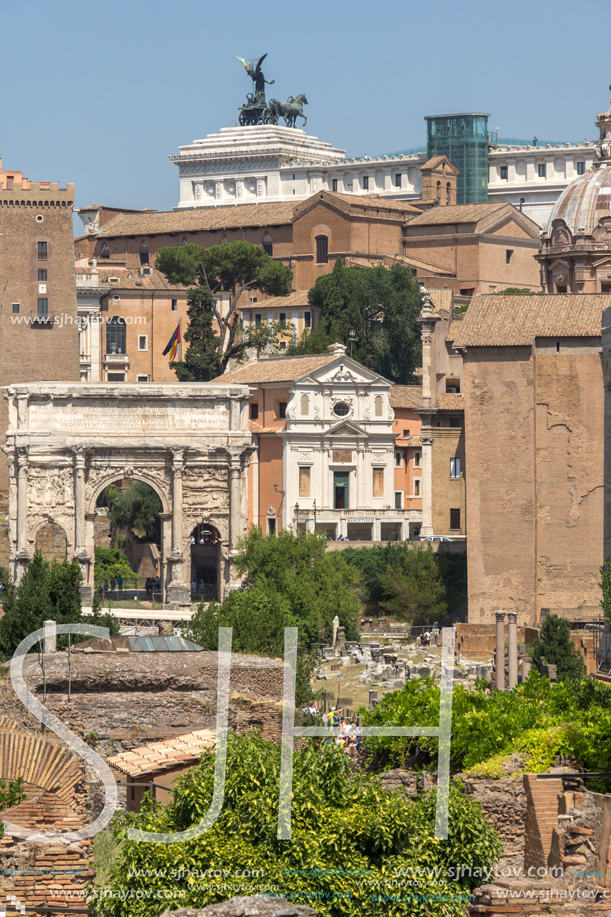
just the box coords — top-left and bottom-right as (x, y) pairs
(235, 53), (275, 105)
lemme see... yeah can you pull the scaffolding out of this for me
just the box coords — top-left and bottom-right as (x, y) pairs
(425, 113), (490, 204)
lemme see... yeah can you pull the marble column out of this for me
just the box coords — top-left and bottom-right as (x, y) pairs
(420, 436), (434, 537)
(229, 463), (242, 550)
(15, 447), (30, 582)
(166, 449), (189, 607)
(507, 612), (518, 690)
(372, 518), (381, 542)
(495, 611), (506, 691)
(73, 450), (86, 554)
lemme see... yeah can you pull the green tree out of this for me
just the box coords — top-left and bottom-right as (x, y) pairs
(0, 552), (83, 660)
(107, 482), (161, 540)
(600, 555), (611, 632)
(170, 286), (222, 382)
(93, 734), (501, 917)
(156, 241), (293, 374)
(93, 547), (136, 584)
(295, 259), (423, 383)
(529, 613), (585, 682)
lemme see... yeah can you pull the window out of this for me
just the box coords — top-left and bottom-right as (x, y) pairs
(460, 287), (475, 296)
(446, 182), (451, 204)
(138, 335), (148, 351)
(301, 394), (309, 416)
(100, 243), (110, 259)
(106, 316), (126, 354)
(333, 401), (350, 417)
(450, 508), (461, 530)
(37, 242), (47, 260)
(395, 173), (402, 188)
(362, 176), (369, 190)
(450, 417), (462, 428)
(315, 235), (328, 264)
(556, 285), (567, 294)
(446, 381), (460, 393)
(500, 165), (508, 180)
(37, 298), (48, 318)
(332, 179), (338, 192)
(268, 517), (276, 535)
(450, 457), (461, 478)
(333, 471), (349, 509)
(279, 312), (286, 323)
(538, 163), (546, 178)
(414, 451), (421, 467)
(375, 395), (383, 417)
(279, 341), (287, 350)
(12, 303), (19, 314)
(250, 403), (259, 420)
(602, 285), (611, 294)
(262, 233), (273, 257)
(395, 491), (403, 509)
(38, 270), (47, 281)
(403, 429), (410, 437)
(278, 402), (287, 419)
(107, 372), (126, 382)
(299, 466), (311, 498)
(172, 299), (178, 311)
(139, 242), (149, 266)
(372, 468), (384, 498)
(137, 375), (149, 382)
(255, 313), (262, 325)
(304, 311), (311, 329)
(395, 451), (402, 467)
(414, 479), (420, 496)
(577, 161), (585, 176)
(506, 249), (513, 264)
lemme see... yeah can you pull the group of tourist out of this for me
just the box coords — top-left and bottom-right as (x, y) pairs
(145, 576), (161, 596)
(325, 710), (362, 760)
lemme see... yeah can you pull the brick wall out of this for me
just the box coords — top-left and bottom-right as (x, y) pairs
(34, 522), (68, 563)
(431, 424), (466, 537)
(523, 774), (563, 869)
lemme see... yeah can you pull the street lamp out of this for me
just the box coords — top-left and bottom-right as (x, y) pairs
(295, 502), (299, 528)
(349, 329), (356, 357)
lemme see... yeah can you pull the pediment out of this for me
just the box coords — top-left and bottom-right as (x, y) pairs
(591, 255), (611, 269)
(548, 257), (571, 271)
(302, 356), (390, 387)
(323, 419), (368, 437)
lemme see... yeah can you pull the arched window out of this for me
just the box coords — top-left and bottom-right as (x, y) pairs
(100, 243), (110, 259)
(139, 242), (149, 266)
(315, 235), (328, 264)
(375, 395), (383, 417)
(262, 232), (273, 257)
(222, 235), (229, 244)
(446, 182), (451, 204)
(436, 180), (441, 200)
(301, 394), (309, 416)
(106, 316), (126, 355)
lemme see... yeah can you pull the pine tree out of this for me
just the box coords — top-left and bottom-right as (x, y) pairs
(529, 613), (585, 681)
(169, 287), (223, 382)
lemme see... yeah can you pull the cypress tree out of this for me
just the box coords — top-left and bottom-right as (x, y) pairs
(170, 287), (222, 382)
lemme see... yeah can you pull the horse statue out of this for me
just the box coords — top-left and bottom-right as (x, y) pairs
(268, 94), (308, 128)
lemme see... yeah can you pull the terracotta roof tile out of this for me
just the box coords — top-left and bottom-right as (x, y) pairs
(389, 385), (423, 409)
(346, 253), (453, 276)
(452, 294), (609, 347)
(405, 202), (509, 227)
(95, 268), (187, 292)
(437, 393), (465, 410)
(108, 729), (216, 777)
(98, 202), (295, 237)
(239, 290), (311, 312)
(330, 193), (422, 215)
(218, 353), (337, 384)
(429, 289), (454, 312)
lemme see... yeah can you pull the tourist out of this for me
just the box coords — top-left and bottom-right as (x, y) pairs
(154, 576), (161, 591)
(191, 580), (197, 594)
(117, 575), (123, 593)
(110, 577), (116, 592)
(191, 535), (196, 545)
(423, 630), (431, 646)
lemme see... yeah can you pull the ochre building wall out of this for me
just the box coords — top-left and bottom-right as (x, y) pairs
(463, 343), (603, 625)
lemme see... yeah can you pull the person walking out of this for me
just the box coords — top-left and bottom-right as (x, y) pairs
(117, 575), (123, 593)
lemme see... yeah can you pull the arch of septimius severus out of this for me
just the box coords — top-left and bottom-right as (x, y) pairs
(2, 382), (253, 607)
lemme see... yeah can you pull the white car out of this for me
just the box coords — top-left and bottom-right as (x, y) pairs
(421, 535), (454, 542)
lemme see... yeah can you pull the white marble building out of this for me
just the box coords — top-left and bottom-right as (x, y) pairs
(170, 125), (595, 228)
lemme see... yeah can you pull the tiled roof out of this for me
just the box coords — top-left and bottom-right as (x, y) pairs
(437, 393), (465, 410)
(92, 268), (187, 292)
(389, 385), (423, 408)
(405, 202), (509, 227)
(218, 353), (337, 384)
(452, 294), (609, 347)
(429, 289), (454, 312)
(108, 729), (216, 777)
(346, 253), (453, 276)
(249, 422), (280, 434)
(239, 290), (311, 311)
(329, 193), (422, 215)
(98, 202), (296, 237)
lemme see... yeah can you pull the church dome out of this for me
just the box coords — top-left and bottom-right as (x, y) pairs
(546, 163), (611, 235)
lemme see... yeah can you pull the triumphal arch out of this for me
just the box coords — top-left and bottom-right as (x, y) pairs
(3, 382), (253, 607)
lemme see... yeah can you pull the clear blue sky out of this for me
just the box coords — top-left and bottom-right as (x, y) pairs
(1, 0), (608, 222)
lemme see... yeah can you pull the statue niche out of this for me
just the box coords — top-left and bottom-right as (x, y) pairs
(550, 219), (572, 247)
(35, 522), (68, 564)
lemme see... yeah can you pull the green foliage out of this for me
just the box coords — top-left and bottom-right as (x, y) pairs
(185, 528), (362, 705)
(300, 259), (423, 384)
(600, 556), (611, 633)
(89, 588), (121, 637)
(0, 551), (83, 661)
(529, 613), (585, 682)
(94, 547), (137, 583)
(362, 673), (611, 788)
(91, 827), (123, 886)
(93, 733), (501, 917)
(342, 542), (464, 620)
(0, 776), (26, 838)
(107, 482), (161, 540)
(156, 241), (293, 372)
(0, 565), (8, 587)
(492, 288), (541, 295)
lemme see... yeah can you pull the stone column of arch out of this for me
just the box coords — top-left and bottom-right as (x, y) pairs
(73, 449), (93, 603)
(495, 611), (506, 691)
(166, 448), (190, 608)
(15, 446), (30, 583)
(229, 462), (242, 550)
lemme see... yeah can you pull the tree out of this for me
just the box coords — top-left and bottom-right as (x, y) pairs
(0, 552), (82, 661)
(600, 555), (611, 633)
(94, 547), (137, 583)
(529, 613), (585, 682)
(107, 482), (161, 540)
(93, 733), (501, 917)
(156, 241), (293, 374)
(296, 259), (423, 383)
(170, 286), (222, 382)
